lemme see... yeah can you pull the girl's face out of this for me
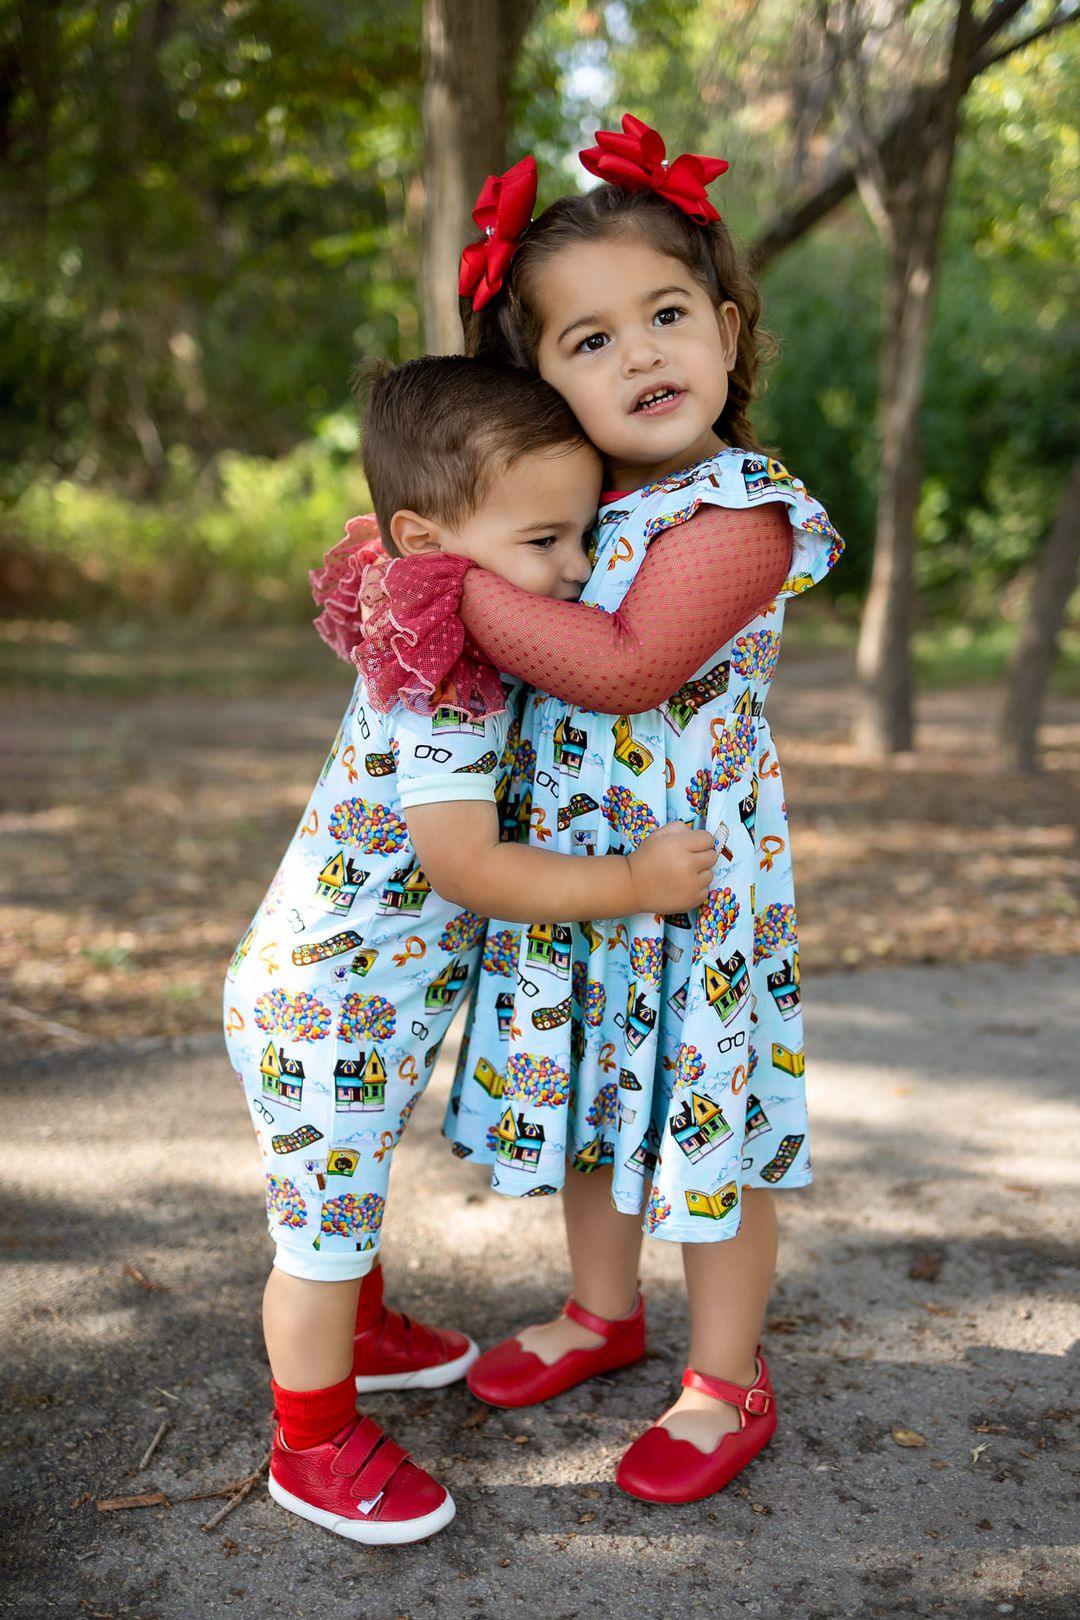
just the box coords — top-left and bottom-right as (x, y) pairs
(532, 234), (740, 492)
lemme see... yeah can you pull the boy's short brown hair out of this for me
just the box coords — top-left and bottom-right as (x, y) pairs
(356, 355), (592, 555)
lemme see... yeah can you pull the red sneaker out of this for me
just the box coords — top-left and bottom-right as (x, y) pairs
(354, 1267), (478, 1394)
(615, 1353), (777, 1503)
(466, 1293), (647, 1409)
(268, 1413), (455, 1545)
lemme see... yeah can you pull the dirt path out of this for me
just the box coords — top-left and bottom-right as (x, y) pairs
(2, 959), (1076, 1618)
(3, 639), (1077, 1052)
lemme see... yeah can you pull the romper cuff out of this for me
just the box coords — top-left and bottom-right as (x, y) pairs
(398, 772), (498, 809)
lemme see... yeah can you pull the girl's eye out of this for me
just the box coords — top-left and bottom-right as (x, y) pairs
(575, 331), (608, 354)
(529, 536), (557, 550)
(655, 305), (686, 326)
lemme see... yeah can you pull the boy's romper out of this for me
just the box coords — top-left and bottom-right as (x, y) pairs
(224, 676), (518, 1280)
(445, 448), (843, 1240)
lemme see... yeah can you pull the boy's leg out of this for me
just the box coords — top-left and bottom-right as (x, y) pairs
(264, 1268), (362, 1390)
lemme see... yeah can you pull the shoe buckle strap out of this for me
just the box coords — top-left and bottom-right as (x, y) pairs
(563, 1291), (641, 1340)
(329, 1416), (383, 1478)
(682, 1366), (772, 1417)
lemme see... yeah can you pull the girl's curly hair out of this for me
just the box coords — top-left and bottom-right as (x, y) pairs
(460, 184), (776, 455)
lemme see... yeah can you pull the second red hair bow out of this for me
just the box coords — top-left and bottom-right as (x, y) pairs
(458, 154), (538, 311)
(579, 113), (728, 225)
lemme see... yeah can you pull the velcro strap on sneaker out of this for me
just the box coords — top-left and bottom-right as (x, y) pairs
(563, 1292), (640, 1339)
(682, 1365), (772, 1416)
(351, 1437), (410, 1502)
(330, 1416), (384, 1478)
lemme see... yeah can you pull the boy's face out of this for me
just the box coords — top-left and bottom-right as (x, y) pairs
(391, 443), (600, 599)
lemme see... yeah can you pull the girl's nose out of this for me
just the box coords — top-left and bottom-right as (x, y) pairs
(622, 331), (666, 374)
(565, 548), (592, 585)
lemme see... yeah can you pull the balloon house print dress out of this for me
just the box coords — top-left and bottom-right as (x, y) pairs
(444, 448), (844, 1244)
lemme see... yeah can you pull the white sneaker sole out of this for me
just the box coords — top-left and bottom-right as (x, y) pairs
(268, 1473), (456, 1545)
(354, 1336), (480, 1394)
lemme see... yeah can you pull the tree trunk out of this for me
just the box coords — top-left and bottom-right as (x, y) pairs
(999, 460), (1080, 772)
(420, 0), (538, 354)
(852, 0), (975, 758)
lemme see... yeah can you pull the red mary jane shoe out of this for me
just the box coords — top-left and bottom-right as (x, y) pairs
(353, 1265), (478, 1394)
(269, 1413), (455, 1545)
(615, 1354), (777, 1503)
(466, 1293), (646, 1409)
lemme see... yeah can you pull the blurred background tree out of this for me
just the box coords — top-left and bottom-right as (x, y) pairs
(1, 0), (1076, 758)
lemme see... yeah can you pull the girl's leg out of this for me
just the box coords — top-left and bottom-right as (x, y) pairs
(517, 1164), (644, 1363)
(656, 1187), (778, 1449)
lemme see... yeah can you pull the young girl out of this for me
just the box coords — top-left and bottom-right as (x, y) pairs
(379, 118), (844, 1504)
(223, 353), (717, 1545)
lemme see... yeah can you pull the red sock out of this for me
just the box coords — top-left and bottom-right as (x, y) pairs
(354, 1263), (386, 1334)
(271, 1373), (356, 1451)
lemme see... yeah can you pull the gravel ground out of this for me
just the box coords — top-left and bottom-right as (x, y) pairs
(2, 958), (1077, 1620)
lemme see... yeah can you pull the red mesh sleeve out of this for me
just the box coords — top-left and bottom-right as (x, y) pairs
(458, 503), (793, 713)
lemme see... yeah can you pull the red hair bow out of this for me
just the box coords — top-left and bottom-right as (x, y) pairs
(458, 154), (537, 311)
(579, 113), (728, 226)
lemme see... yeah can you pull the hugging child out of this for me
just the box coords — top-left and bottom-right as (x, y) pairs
(366, 116), (844, 1507)
(222, 354), (716, 1545)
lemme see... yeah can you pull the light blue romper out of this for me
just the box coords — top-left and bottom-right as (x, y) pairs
(444, 449), (844, 1241)
(223, 677), (519, 1281)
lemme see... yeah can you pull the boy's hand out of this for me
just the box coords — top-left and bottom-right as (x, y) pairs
(626, 821), (717, 915)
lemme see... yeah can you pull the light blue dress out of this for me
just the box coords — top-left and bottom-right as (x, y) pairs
(223, 677), (519, 1280)
(444, 448), (844, 1242)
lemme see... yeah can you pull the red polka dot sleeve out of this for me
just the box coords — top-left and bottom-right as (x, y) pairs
(458, 503), (793, 715)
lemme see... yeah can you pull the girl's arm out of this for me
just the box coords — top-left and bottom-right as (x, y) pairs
(460, 503), (792, 714)
(405, 803), (716, 923)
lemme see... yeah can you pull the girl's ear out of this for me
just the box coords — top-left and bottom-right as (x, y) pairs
(716, 300), (740, 371)
(389, 509), (444, 555)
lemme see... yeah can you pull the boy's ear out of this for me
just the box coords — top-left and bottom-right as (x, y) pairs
(388, 509), (444, 556)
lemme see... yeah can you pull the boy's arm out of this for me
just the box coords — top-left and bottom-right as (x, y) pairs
(405, 801), (716, 923)
(459, 503), (793, 713)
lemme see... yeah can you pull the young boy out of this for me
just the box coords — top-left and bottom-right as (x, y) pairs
(223, 356), (716, 1545)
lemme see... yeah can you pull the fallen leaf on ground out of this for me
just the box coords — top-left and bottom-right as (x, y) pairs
(891, 1428), (927, 1448)
(578, 1512), (596, 1523)
(919, 1302), (955, 1316)
(461, 1409), (487, 1429)
(580, 1486), (601, 1499)
(121, 1264), (168, 1293)
(930, 1460), (949, 1470)
(908, 1251), (943, 1282)
(971, 1443), (990, 1463)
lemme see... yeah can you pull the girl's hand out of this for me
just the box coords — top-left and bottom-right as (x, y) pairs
(626, 822), (717, 915)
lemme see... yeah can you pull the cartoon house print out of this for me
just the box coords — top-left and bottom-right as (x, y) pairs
(665, 661), (730, 734)
(670, 1091), (733, 1163)
(378, 864), (431, 917)
(611, 716), (654, 776)
(425, 956), (471, 1014)
(496, 991), (515, 1038)
(473, 1057), (504, 1099)
(739, 454), (797, 500)
(732, 685), (764, 719)
(260, 1041), (304, 1110)
(626, 1121), (660, 1177)
(316, 850), (368, 916)
(624, 982), (657, 1052)
(667, 981), (688, 1018)
(432, 705), (487, 736)
(767, 952), (801, 1021)
(743, 1094), (770, 1144)
(572, 1135), (602, 1173)
(704, 950), (750, 1026)
(553, 716), (587, 776)
(493, 1107), (545, 1173)
(334, 1050), (387, 1112)
(526, 922), (571, 976)
(739, 777), (758, 839)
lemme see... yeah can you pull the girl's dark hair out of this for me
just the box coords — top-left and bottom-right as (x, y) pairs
(461, 186), (775, 455)
(355, 354), (592, 554)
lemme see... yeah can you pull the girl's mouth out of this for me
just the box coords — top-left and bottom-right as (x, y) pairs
(632, 386), (685, 417)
